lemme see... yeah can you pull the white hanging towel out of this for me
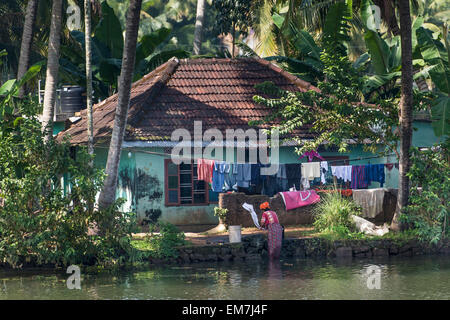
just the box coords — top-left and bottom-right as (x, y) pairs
(331, 165), (352, 182)
(301, 162), (321, 181)
(242, 203), (261, 229)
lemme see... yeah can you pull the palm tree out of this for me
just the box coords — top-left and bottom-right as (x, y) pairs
(98, 0), (143, 210)
(17, 0), (38, 98)
(41, 0), (62, 142)
(84, 0), (94, 160)
(390, 0), (414, 231)
(193, 0), (205, 55)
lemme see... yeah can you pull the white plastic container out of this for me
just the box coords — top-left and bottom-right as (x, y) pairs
(228, 225), (242, 243)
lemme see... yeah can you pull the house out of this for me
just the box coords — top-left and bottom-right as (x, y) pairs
(57, 57), (441, 230)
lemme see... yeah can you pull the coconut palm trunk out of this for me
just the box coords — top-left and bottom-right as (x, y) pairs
(41, 0), (63, 142)
(84, 0), (94, 160)
(193, 0), (205, 55)
(17, 0), (38, 98)
(97, 0), (143, 210)
(391, 0), (414, 231)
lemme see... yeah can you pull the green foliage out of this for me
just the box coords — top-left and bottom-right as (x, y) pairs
(400, 145), (449, 244)
(322, 0), (352, 51)
(61, 1), (189, 99)
(263, 1), (353, 84)
(0, 97), (140, 268)
(0, 60), (44, 108)
(94, 1), (124, 59)
(214, 207), (229, 225)
(415, 25), (450, 137)
(313, 190), (362, 238)
(213, 0), (253, 37)
(254, 46), (399, 155)
(141, 222), (186, 259)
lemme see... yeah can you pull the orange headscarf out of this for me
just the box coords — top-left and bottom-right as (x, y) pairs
(260, 202), (269, 210)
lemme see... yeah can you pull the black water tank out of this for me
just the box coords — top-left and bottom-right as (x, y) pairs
(60, 86), (85, 114)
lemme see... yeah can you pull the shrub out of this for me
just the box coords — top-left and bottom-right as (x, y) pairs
(0, 99), (140, 268)
(143, 222), (186, 259)
(401, 145), (449, 244)
(313, 189), (362, 238)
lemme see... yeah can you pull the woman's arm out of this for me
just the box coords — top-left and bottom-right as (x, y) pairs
(260, 212), (267, 230)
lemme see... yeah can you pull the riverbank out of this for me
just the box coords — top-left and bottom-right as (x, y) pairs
(2, 227), (449, 270)
(141, 232), (450, 265)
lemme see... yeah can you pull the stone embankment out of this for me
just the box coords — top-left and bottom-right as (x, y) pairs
(148, 234), (450, 264)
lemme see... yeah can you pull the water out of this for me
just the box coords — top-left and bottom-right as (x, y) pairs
(1, 256), (449, 300)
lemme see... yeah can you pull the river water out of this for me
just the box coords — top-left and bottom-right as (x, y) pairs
(1, 255), (449, 300)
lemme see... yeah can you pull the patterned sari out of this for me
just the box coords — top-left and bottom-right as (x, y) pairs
(261, 210), (283, 260)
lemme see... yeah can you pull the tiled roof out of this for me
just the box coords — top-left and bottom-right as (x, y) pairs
(57, 57), (320, 145)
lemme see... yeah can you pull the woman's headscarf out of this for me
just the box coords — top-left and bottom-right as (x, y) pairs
(260, 202), (270, 210)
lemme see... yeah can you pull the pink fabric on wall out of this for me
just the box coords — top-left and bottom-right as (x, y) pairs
(279, 190), (320, 210)
(197, 159), (215, 183)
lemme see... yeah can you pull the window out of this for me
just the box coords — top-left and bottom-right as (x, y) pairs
(165, 159), (214, 206)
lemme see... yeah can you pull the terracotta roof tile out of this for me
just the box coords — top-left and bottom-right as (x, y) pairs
(57, 57), (319, 145)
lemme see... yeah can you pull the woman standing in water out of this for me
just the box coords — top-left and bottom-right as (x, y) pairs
(259, 202), (283, 260)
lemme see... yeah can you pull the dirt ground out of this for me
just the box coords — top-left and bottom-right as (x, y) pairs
(182, 225), (316, 246)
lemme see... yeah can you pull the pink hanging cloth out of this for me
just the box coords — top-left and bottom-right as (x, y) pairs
(279, 190), (320, 210)
(197, 159), (215, 183)
(299, 150), (325, 162)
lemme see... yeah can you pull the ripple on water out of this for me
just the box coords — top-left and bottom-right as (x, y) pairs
(0, 255), (449, 299)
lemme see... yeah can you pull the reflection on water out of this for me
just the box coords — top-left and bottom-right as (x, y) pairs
(1, 256), (449, 300)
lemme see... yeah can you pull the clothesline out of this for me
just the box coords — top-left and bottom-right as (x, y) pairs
(98, 146), (398, 167)
(325, 153), (398, 165)
(115, 147), (397, 165)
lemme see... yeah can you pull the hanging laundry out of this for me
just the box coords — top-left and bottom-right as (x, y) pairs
(211, 161), (231, 192)
(385, 163), (394, 171)
(276, 164), (287, 179)
(276, 164), (288, 192)
(351, 165), (369, 189)
(286, 163), (302, 190)
(262, 175), (278, 197)
(331, 165), (352, 182)
(251, 163), (267, 185)
(223, 163), (237, 191)
(236, 163), (251, 188)
(279, 190), (320, 210)
(300, 177), (310, 190)
(352, 188), (386, 218)
(368, 164), (385, 187)
(320, 161), (329, 184)
(197, 159), (214, 183)
(299, 150), (325, 162)
(301, 162), (321, 181)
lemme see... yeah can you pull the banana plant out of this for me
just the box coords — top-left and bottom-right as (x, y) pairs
(263, 1), (353, 84)
(359, 0), (436, 98)
(60, 1), (189, 99)
(416, 25), (450, 137)
(0, 50), (43, 136)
